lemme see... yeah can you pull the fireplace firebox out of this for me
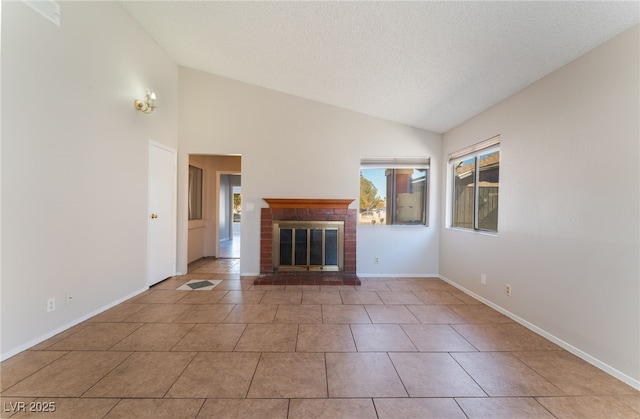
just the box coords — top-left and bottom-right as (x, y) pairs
(273, 220), (344, 271)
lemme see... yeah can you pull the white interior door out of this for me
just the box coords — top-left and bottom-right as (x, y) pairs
(148, 141), (177, 286)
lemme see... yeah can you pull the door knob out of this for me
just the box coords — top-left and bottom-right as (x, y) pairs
(150, 213), (158, 219)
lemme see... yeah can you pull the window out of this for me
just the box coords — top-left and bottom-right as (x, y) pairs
(188, 165), (203, 220)
(450, 136), (500, 232)
(359, 158), (429, 225)
(233, 188), (242, 222)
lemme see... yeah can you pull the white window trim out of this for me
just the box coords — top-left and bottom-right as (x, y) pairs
(448, 135), (500, 161)
(360, 157), (430, 170)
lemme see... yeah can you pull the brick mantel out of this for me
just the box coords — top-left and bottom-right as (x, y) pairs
(260, 198), (357, 274)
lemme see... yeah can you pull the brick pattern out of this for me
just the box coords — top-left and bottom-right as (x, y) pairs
(260, 207), (357, 274)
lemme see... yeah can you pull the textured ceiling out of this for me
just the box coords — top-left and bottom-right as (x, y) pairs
(120, 1), (639, 133)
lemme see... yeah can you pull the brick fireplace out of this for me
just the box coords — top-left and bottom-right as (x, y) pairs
(258, 198), (358, 284)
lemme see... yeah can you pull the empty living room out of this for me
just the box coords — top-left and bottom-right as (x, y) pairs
(2, 1), (639, 418)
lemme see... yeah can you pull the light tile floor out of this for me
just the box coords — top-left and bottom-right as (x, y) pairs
(219, 234), (240, 259)
(1, 258), (639, 418)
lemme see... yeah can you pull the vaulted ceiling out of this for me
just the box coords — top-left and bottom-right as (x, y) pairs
(120, 1), (639, 133)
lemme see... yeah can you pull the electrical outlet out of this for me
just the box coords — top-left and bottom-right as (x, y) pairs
(374, 256), (380, 264)
(480, 273), (487, 285)
(65, 292), (73, 305)
(47, 298), (56, 312)
(505, 284), (512, 296)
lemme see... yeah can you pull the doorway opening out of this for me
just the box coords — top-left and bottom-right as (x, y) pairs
(186, 155), (241, 267)
(219, 174), (241, 259)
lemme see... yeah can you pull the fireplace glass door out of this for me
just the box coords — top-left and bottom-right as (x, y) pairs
(273, 221), (344, 271)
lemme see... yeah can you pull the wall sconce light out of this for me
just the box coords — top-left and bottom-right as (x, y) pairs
(134, 89), (157, 114)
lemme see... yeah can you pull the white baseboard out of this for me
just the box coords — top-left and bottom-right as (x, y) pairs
(0, 286), (148, 362)
(438, 274), (640, 390)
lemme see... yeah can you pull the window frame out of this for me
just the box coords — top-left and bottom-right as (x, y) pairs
(449, 136), (500, 233)
(359, 158), (430, 226)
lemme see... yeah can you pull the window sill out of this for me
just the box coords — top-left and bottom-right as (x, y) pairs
(188, 219), (206, 229)
(446, 226), (498, 237)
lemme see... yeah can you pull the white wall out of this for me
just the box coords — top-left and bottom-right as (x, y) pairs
(1, 2), (178, 359)
(178, 68), (441, 276)
(440, 25), (639, 387)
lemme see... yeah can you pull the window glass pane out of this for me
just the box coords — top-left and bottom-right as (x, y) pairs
(325, 229), (338, 265)
(279, 229), (292, 266)
(294, 229), (308, 265)
(188, 165), (203, 220)
(359, 169), (387, 225)
(453, 157), (475, 229)
(309, 229), (323, 265)
(233, 191), (241, 222)
(477, 151), (499, 231)
(359, 167), (428, 225)
(396, 168), (427, 225)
